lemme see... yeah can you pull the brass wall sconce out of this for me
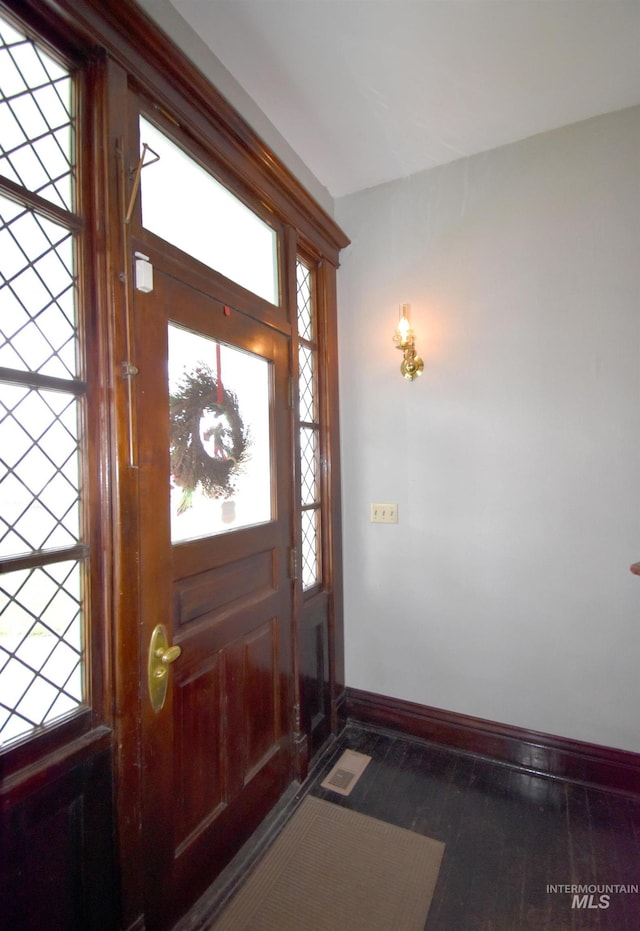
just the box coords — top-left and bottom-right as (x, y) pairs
(393, 303), (424, 381)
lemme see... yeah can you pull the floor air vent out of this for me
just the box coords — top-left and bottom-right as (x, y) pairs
(320, 749), (372, 796)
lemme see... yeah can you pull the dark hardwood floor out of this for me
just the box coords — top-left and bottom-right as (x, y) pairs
(177, 723), (640, 930)
(309, 725), (640, 931)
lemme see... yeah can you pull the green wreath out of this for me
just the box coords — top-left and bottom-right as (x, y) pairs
(170, 364), (250, 513)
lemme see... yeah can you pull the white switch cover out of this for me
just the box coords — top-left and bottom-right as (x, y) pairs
(370, 503), (398, 523)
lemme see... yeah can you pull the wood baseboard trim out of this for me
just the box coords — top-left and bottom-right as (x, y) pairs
(346, 688), (640, 797)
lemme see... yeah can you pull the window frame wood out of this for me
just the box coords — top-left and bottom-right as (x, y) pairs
(0, 9), (111, 774)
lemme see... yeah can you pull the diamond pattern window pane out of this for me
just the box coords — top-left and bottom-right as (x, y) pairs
(0, 384), (80, 558)
(301, 508), (321, 591)
(0, 12), (85, 749)
(0, 20), (74, 211)
(0, 194), (77, 379)
(298, 345), (316, 423)
(296, 262), (313, 342)
(0, 560), (84, 748)
(297, 259), (321, 591)
(300, 427), (319, 506)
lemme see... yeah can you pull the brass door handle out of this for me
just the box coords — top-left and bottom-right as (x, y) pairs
(148, 624), (182, 713)
(631, 562), (640, 576)
(156, 644), (182, 668)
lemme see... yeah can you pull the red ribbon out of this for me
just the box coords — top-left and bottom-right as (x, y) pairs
(216, 341), (223, 405)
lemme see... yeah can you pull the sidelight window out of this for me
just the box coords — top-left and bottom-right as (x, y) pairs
(296, 260), (321, 590)
(0, 15), (87, 750)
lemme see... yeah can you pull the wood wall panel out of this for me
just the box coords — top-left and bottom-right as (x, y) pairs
(299, 592), (331, 758)
(0, 737), (116, 931)
(2, 797), (84, 929)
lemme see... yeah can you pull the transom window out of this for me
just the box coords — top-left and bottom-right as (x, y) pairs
(139, 116), (279, 305)
(0, 14), (87, 750)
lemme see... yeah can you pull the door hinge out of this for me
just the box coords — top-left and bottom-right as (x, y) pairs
(289, 374), (297, 409)
(289, 546), (299, 581)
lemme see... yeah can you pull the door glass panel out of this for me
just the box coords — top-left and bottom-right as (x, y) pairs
(169, 324), (271, 543)
(139, 117), (279, 305)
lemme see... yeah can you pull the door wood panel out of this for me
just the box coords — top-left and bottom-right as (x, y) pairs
(174, 549), (275, 626)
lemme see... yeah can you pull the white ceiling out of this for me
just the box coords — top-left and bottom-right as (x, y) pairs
(164, 1), (640, 200)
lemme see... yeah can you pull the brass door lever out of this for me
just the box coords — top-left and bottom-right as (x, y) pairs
(148, 624), (182, 713)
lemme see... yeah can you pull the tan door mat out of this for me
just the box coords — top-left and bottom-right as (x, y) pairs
(320, 748), (371, 796)
(209, 796), (445, 931)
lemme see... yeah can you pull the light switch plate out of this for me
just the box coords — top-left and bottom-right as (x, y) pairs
(370, 503), (398, 523)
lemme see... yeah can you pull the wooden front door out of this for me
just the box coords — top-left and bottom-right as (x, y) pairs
(134, 267), (295, 929)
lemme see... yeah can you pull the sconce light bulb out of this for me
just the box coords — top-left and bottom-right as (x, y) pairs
(393, 302), (423, 380)
(394, 303), (413, 348)
(397, 315), (411, 343)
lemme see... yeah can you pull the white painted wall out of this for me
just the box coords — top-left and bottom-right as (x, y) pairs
(335, 107), (640, 754)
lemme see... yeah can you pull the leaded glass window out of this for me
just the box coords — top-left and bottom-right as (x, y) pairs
(296, 260), (321, 590)
(0, 14), (87, 750)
